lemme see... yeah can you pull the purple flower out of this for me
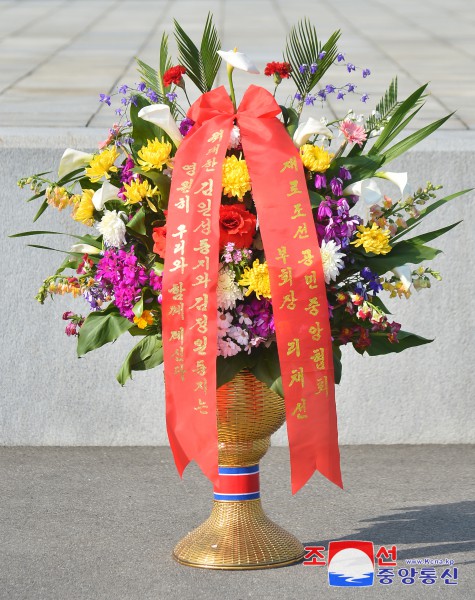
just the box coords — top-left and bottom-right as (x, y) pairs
(337, 91), (345, 100)
(318, 51), (326, 60)
(304, 94), (316, 106)
(179, 117), (195, 136)
(361, 93), (369, 103)
(294, 92), (303, 101)
(347, 63), (356, 73)
(325, 84), (335, 94)
(362, 68), (371, 78)
(118, 84), (128, 94)
(337, 53), (345, 62)
(137, 82), (146, 92)
(99, 94), (111, 106)
(314, 174), (327, 189)
(317, 89), (327, 101)
(166, 92), (177, 102)
(347, 83), (356, 92)
(149, 270), (163, 292)
(146, 89), (159, 103)
(115, 108), (123, 116)
(130, 95), (138, 107)
(339, 167), (352, 181)
(317, 199), (332, 220)
(330, 177), (343, 196)
(299, 64), (307, 73)
(310, 63), (318, 74)
(121, 97), (128, 106)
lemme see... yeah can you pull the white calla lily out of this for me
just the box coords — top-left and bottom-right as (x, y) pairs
(92, 181), (121, 211)
(392, 265), (412, 291)
(58, 148), (93, 179)
(217, 49), (260, 74)
(138, 104), (183, 147)
(293, 117), (333, 147)
(344, 178), (383, 223)
(375, 171), (410, 198)
(69, 243), (101, 255)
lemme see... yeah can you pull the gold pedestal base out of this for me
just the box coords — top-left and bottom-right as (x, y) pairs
(173, 499), (305, 570)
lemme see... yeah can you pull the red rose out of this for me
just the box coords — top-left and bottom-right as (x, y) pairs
(264, 61), (292, 79)
(152, 225), (167, 258)
(219, 204), (257, 249)
(163, 65), (186, 87)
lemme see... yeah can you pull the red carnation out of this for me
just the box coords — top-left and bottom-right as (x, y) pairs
(152, 225), (167, 258)
(219, 204), (257, 250)
(264, 61), (292, 79)
(163, 65), (186, 87)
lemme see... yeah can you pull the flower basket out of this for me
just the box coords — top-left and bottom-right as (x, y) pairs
(13, 15), (469, 569)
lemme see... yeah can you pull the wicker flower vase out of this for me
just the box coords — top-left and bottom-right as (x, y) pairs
(173, 369), (305, 569)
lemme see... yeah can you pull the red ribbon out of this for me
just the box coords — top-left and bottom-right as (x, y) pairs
(162, 85), (342, 494)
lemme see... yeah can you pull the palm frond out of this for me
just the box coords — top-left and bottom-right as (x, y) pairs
(284, 19), (340, 98)
(174, 13), (221, 94)
(136, 58), (161, 96)
(365, 78), (399, 132)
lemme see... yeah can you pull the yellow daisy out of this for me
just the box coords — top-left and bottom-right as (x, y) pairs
(238, 260), (271, 299)
(351, 223), (392, 255)
(123, 178), (158, 205)
(137, 137), (172, 171)
(72, 189), (95, 226)
(222, 155), (252, 200)
(300, 144), (334, 173)
(86, 147), (120, 183)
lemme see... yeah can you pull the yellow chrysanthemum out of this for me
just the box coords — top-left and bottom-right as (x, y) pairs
(123, 178), (158, 205)
(72, 189), (95, 226)
(85, 147), (120, 183)
(222, 155), (252, 200)
(137, 137), (172, 172)
(300, 144), (334, 173)
(133, 310), (154, 329)
(238, 260), (271, 299)
(351, 223), (392, 255)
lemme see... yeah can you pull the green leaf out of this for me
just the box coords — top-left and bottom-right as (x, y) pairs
(363, 241), (442, 274)
(404, 221), (462, 245)
(129, 95), (164, 149)
(127, 206), (147, 236)
(333, 345), (342, 384)
(335, 155), (383, 181)
(369, 84), (428, 155)
(77, 304), (134, 357)
(405, 189), (472, 229)
(33, 198), (49, 222)
(116, 335), (163, 386)
(280, 105), (299, 137)
(250, 344), (284, 398)
(216, 353), (255, 389)
(366, 330), (432, 356)
(174, 13), (221, 94)
(365, 78), (399, 134)
(308, 190), (325, 208)
(381, 113), (454, 165)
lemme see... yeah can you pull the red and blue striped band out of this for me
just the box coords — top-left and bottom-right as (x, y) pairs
(213, 465), (260, 501)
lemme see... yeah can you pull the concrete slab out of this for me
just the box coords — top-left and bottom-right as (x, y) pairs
(1, 446), (473, 599)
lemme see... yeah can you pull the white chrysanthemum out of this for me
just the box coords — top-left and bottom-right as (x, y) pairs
(320, 239), (345, 284)
(229, 125), (241, 149)
(97, 210), (127, 247)
(217, 267), (244, 310)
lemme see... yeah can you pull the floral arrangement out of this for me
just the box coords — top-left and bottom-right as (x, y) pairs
(15, 15), (467, 395)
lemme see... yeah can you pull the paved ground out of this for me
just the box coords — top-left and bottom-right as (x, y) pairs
(1, 446), (474, 599)
(0, 0), (474, 130)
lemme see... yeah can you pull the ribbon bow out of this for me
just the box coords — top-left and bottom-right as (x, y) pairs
(162, 85), (342, 493)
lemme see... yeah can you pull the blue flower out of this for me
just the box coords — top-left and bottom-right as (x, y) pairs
(325, 84), (335, 94)
(166, 92), (178, 102)
(318, 51), (326, 60)
(299, 64), (307, 74)
(294, 92), (303, 101)
(146, 89), (159, 103)
(347, 63), (356, 73)
(137, 82), (146, 92)
(361, 93), (369, 103)
(118, 84), (128, 94)
(337, 91), (345, 100)
(337, 53), (345, 62)
(362, 68), (371, 78)
(99, 94), (111, 106)
(310, 63), (318, 74)
(317, 89), (327, 100)
(347, 83), (356, 92)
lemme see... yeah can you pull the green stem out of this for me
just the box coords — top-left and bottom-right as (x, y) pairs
(227, 66), (237, 111)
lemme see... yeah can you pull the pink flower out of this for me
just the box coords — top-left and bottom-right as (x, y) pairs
(339, 120), (367, 147)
